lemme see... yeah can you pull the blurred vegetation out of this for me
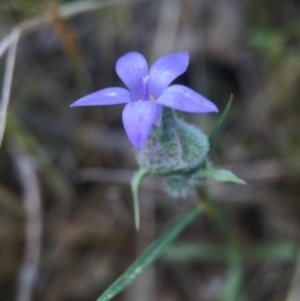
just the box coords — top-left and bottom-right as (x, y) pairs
(1, 0), (300, 301)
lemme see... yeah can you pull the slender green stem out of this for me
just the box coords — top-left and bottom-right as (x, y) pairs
(96, 205), (204, 301)
(131, 169), (149, 230)
(197, 187), (242, 301)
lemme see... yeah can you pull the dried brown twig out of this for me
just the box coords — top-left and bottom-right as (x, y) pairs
(0, 28), (20, 147)
(0, 0), (151, 58)
(10, 140), (42, 301)
(0, 0), (153, 148)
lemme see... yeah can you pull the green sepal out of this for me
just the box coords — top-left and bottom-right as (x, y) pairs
(209, 94), (233, 148)
(131, 169), (149, 230)
(138, 108), (209, 176)
(195, 162), (246, 185)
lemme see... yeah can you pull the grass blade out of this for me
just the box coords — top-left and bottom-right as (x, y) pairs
(209, 94), (233, 148)
(222, 244), (242, 301)
(96, 205), (204, 301)
(163, 242), (297, 263)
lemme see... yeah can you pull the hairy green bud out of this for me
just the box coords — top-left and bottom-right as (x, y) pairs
(136, 108), (209, 197)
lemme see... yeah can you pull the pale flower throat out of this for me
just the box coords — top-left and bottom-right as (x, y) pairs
(142, 75), (155, 102)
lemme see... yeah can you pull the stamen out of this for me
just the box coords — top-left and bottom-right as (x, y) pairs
(149, 95), (155, 102)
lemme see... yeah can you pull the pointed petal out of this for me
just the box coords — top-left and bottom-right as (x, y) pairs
(156, 85), (218, 113)
(70, 87), (131, 107)
(149, 52), (189, 98)
(122, 101), (156, 150)
(116, 52), (148, 101)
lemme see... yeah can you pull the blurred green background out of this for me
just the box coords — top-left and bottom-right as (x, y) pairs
(1, 0), (300, 300)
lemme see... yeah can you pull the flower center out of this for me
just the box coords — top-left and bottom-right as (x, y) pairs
(149, 95), (155, 102)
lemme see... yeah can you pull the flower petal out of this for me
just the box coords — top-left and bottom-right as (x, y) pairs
(70, 87), (131, 107)
(116, 52), (148, 101)
(149, 52), (189, 99)
(156, 85), (218, 113)
(122, 101), (156, 150)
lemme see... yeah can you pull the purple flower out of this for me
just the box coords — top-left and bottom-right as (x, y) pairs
(70, 52), (218, 150)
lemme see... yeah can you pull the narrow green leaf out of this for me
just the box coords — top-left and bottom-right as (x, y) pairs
(209, 94), (233, 148)
(96, 205), (204, 301)
(164, 243), (224, 262)
(197, 164), (246, 185)
(245, 242), (297, 261)
(163, 242), (297, 263)
(131, 169), (149, 230)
